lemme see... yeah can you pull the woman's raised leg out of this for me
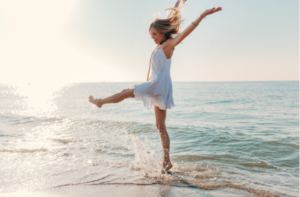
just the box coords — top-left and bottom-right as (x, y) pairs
(154, 106), (173, 173)
(89, 88), (134, 108)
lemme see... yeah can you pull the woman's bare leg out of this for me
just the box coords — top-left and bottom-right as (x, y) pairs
(154, 106), (172, 173)
(89, 88), (134, 108)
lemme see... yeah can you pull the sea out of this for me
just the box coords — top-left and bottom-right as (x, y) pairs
(0, 81), (299, 196)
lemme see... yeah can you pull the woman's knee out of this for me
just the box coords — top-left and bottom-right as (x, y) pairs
(157, 123), (166, 131)
(121, 89), (134, 98)
(121, 89), (128, 93)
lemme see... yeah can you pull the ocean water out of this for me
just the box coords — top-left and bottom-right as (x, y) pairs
(0, 81), (298, 196)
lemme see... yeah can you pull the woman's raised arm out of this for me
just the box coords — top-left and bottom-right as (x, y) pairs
(169, 7), (222, 48)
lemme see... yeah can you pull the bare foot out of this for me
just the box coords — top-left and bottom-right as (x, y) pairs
(164, 162), (173, 170)
(161, 162), (173, 174)
(88, 96), (103, 108)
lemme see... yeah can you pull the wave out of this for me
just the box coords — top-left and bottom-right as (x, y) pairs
(48, 138), (82, 144)
(239, 162), (277, 169)
(0, 148), (47, 153)
(267, 140), (299, 149)
(206, 99), (249, 105)
(2, 114), (159, 134)
(173, 155), (220, 162)
(1, 114), (65, 125)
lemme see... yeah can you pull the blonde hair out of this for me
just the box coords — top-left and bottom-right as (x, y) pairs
(149, 0), (185, 44)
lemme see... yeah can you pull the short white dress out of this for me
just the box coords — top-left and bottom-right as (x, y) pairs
(130, 45), (175, 110)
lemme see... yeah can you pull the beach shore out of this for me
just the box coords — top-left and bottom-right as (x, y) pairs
(2, 184), (254, 197)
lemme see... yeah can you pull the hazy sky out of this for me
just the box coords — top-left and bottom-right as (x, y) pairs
(0, 0), (298, 86)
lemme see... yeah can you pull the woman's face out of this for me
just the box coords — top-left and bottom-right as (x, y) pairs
(149, 27), (165, 45)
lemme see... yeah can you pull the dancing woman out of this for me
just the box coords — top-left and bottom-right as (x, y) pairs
(89, 0), (222, 173)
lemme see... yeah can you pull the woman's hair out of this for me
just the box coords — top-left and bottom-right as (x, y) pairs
(149, 0), (185, 44)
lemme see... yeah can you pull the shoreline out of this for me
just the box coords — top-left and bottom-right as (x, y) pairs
(2, 184), (258, 197)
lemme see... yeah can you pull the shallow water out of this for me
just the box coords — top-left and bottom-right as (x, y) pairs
(0, 81), (298, 196)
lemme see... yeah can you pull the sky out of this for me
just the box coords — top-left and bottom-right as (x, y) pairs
(0, 0), (299, 86)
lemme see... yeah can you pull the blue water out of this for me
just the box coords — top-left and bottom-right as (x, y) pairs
(0, 81), (298, 196)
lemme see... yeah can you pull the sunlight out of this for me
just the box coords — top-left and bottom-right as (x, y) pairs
(14, 81), (68, 117)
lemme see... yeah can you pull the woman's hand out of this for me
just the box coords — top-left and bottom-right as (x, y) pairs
(168, 0), (186, 18)
(174, 0), (186, 8)
(201, 7), (222, 18)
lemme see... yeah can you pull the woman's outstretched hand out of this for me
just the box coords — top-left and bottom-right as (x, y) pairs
(174, 0), (186, 8)
(168, 0), (186, 18)
(201, 7), (222, 18)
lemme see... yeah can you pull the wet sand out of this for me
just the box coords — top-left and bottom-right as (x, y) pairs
(2, 184), (257, 197)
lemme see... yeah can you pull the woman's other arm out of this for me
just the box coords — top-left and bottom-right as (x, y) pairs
(169, 7), (222, 48)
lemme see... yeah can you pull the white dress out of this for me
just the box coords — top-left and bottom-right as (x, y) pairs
(130, 46), (175, 110)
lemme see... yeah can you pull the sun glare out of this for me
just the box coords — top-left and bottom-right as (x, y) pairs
(13, 82), (67, 117)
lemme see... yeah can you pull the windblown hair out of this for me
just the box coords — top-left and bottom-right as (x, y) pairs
(149, 0), (185, 44)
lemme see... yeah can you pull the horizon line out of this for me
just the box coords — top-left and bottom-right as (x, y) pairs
(72, 80), (299, 83)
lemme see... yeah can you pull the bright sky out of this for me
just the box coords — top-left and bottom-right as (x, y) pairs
(0, 0), (298, 86)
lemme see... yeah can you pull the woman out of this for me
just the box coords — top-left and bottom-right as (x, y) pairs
(89, 0), (222, 173)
